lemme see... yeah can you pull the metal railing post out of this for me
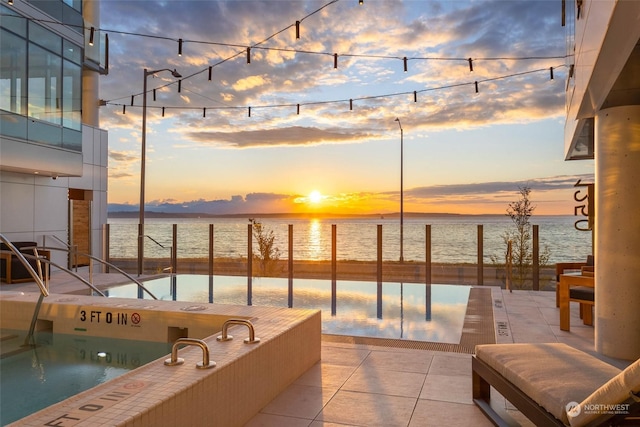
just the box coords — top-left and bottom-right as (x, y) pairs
(104, 223), (110, 273)
(425, 224), (432, 285)
(331, 224), (337, 316)
(288, 224), (293, 308)
(533, 224), (539, 291)
(208, 224), (214, 276)
(477, 224), (484, 286)
(377, 224), (382, 319)
(247, 223), (252, 306)
(171, 224), (177, 274)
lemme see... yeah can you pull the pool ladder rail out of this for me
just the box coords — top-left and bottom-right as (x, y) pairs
(217, 319), (261, 344)
(164, 338), (216, 369)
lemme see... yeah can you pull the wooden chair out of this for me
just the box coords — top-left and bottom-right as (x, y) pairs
(555, 255), (594, 307)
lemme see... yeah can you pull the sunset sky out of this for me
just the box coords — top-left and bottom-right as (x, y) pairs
(100, 0), (594, 216)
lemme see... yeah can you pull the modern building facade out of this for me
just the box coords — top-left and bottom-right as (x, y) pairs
(0, 0), (108, 269)
(564, 0), (640, 360)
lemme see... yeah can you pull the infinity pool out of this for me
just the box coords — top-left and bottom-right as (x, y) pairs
(0, 330), (171, 425)
(104, 275), (471, 343)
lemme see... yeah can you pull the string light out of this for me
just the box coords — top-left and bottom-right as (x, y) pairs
(550, 67), (554, 80)
(12, 13), (569, 80)
(130, 95), (134, 106)
(359, 0), (363, 4)
(203, 108), (206, 117)
(403, 57), (408, 72)
(89, 27), (95, 46)
(122, 105), (126, 114)
(104, 65), (565, 118)
(178, 79), (181, 93)
(8, 0), (13, 5)
(247, 47), (251, 64)
(208, 66), (212, 81)
(153, 88), (156, 101)
(334, 53), (338, 69)
(295, 20), (300, 39)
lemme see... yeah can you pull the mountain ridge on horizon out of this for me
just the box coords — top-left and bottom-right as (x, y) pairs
(107, 210), (480, 219)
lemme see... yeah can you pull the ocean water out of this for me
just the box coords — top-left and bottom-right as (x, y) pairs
(107, 215), (593, 264)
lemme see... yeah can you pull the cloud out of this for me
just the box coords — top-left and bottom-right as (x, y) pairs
(187, 126), (373, 148)
(405, 174), (594, 200)
(99, 0), (566, 143)
(108, 174), (595, 215)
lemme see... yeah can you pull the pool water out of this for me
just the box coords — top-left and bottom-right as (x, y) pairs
(104, 275), (471, 343)
(0, 330), (171, 425)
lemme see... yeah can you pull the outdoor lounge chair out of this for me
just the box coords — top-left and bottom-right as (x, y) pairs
(472, 343), (640, 427)
(0, 241), (49, 284)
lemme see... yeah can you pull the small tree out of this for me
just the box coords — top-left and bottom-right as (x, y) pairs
(493, 186), (550, 289)
(250, 219), (281, 276)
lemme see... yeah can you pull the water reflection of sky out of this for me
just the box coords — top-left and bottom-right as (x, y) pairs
(105, 275), (470, 343)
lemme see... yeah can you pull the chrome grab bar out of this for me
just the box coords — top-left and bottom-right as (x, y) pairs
(164, 338), (216, 369)
(217, 319), (260, 344)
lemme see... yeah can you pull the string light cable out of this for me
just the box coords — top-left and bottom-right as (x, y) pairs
(0, 7), (570, 105)
(104, 64), (567, 116)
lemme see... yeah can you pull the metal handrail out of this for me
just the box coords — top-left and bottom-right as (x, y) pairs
(0, 235), (48, 297)
(40, 246), (159, 300)
(43, 234), (78, 271)
(164, 338), (216, 369)
(216, 319), (260, 344)
(0, 234), (49, 346)
(19, 253), (106, 297)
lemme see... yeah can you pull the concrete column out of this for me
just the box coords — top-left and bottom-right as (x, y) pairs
(82, 0), (100, 127)
(594, 105), (640, 360)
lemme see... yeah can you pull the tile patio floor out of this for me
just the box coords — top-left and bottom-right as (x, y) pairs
(244, 287), (626, 427)
(3, 272), (628, 427)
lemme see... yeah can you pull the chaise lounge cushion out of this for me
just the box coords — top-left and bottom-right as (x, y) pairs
(475, 343), (620, 425)
(567, 357), (640, 426)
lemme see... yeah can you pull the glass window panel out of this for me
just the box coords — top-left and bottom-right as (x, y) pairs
(62, 127), (82, 151)
(28, 43), (62, 125)
(0, 29), (27, 115)
(1, 5), (26, 37)
(28, 118), (62, 147)
(0, 111), (28, 140)
(62, 0), (82, 13)
(28, 21), (61, 53)
(63, 39), (81, 64)
(62, 59), (81, 130)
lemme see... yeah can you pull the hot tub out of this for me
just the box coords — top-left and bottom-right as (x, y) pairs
(0, 291), (321, 426)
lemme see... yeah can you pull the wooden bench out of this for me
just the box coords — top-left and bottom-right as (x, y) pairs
(472, 343), (640, 427)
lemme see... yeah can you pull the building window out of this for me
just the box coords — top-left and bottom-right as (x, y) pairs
(0, 5), (82, 150)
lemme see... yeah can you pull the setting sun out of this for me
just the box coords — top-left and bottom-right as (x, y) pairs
(308, 190), (322, 204)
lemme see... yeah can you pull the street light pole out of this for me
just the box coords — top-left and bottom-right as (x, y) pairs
(395, 117), (404, 263)
(138, 68), (181, 276)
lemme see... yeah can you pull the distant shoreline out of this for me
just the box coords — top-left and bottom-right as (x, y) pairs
(107, 211), (569, 220)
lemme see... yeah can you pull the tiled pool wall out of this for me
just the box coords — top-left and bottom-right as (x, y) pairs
(1, 292), (321, 426)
